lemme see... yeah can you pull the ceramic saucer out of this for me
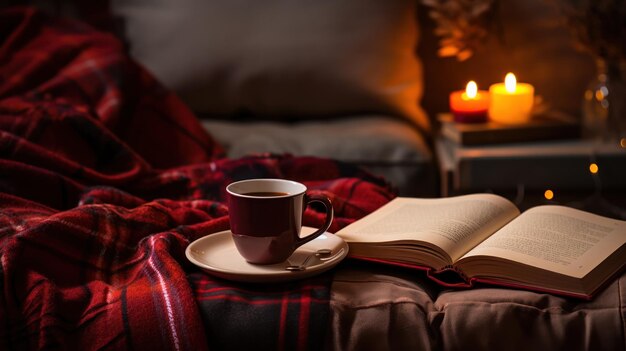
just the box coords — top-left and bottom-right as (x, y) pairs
(185, 227), (349, 283)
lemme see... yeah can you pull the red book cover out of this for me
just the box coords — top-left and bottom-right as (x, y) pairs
(350, 256), (610, 300)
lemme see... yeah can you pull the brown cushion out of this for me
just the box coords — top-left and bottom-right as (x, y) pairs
(330, 262), (626, 351)
(111, 0), (429, 132)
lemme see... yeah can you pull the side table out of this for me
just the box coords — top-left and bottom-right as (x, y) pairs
(435, 136), (626, 217)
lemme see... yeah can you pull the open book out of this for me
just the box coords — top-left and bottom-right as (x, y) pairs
(336, 194), (626, 299)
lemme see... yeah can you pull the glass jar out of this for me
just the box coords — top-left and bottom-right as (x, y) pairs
(582, 59), (626, 142)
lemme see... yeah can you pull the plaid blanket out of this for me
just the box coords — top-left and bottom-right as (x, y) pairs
(0, 7), (395, 350)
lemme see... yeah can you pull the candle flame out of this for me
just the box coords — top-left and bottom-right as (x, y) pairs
(505, 73), (517, 93)
(465, 81), (478, 99)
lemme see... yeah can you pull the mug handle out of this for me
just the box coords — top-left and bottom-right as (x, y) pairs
(295, 193), (334, 247)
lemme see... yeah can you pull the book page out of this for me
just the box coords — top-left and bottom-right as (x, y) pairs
(461, 206), (626, 278)
(336, 194), (520, 262)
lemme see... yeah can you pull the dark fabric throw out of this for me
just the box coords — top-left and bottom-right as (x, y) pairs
(0, 7), (395, 350)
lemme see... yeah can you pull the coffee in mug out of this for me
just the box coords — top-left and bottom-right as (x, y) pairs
(226, 179), (334, 264)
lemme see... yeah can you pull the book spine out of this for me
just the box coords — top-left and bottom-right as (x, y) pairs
(427, 265), (472, 288)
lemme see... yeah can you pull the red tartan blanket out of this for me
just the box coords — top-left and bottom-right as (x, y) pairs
(0, 7), (395, 350)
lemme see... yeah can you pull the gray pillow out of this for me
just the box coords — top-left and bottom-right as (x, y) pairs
(201, 116), (434, 196)
(111, 0), (429, 133)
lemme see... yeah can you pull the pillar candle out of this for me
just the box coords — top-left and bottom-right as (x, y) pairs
(488, 73), (534, 124)
(449, 81), (490, 123)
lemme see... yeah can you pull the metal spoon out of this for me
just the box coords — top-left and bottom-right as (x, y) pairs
(285, 249), (333, 271)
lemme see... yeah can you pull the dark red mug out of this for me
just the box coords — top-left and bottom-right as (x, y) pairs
(226, 179), (334, 264)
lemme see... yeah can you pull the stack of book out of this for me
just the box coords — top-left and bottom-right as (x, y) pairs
(437, 112), (580, 146)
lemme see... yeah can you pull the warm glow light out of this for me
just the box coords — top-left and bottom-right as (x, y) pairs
(589, 163), (599, 174)
(465, 81), (478, 99)
(621, 138), (626, 148)
(544, 189), (554, 200)
(595, 89), (604, 101)
(505, 73), (517, 93)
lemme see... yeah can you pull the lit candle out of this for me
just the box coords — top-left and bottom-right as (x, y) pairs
(488, 73), (534, 124)
(449, 81), (490, 123)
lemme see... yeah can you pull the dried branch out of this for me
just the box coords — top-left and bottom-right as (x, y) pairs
(421, 0), (497, 61)
(548, 0), (626, 62)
